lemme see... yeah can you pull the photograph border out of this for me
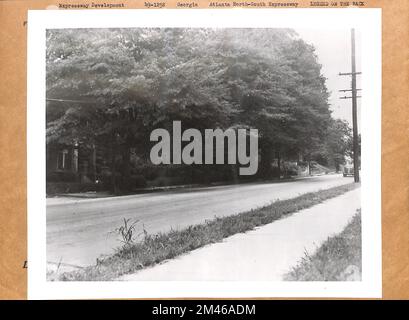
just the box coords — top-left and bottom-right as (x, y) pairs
(27, 8), (382, 299)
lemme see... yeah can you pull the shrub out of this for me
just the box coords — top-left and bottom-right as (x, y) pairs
(46, 182), (104, 195)
(132, 175), (147, 188)
(46, 171), (78, 183)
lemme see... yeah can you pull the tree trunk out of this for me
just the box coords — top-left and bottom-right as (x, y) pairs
(259, 139), (273, 179)
(110, 137), (119, 195)
(335, 160), (340, 173)
(121, 145), (132, 192)
(91, 144), (97, 182)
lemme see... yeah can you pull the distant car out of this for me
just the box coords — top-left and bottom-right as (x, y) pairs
(343, 165), (354, 177)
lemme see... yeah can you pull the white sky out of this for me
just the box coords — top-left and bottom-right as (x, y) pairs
(295, 28), (361, 130)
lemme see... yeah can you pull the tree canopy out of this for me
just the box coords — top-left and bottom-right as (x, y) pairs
(46, 28), (353, 192)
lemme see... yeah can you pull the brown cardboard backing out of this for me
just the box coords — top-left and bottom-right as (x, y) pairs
(0, 0), (408, 300)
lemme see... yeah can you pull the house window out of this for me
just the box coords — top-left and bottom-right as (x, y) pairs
(57, 149), (69, 170)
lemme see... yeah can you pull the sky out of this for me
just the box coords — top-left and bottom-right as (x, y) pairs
(294, 28), (361, 130)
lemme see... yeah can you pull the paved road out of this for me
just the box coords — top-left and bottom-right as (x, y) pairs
(47, 174), (353, 267)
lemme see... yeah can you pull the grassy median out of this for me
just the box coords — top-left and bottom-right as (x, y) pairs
(57, 182), (359, 281)
(284, 210), (362, 281)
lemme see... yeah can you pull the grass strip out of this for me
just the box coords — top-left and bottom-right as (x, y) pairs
(284, 210), (362, 281)
(58, 182), (359, 281)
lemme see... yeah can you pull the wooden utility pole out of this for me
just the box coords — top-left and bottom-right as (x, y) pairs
(350, 29), (360, 183)
(339, 28), (360, 183)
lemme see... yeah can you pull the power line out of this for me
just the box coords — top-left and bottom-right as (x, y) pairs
(46, 98), (96, 104)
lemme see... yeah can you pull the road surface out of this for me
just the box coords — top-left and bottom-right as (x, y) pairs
(47, 174), (353, 267)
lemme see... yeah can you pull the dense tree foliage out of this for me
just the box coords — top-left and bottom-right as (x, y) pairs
(46, 28), (353, 193)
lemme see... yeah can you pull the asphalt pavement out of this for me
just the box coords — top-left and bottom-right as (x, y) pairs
(47, 174), (354, 267)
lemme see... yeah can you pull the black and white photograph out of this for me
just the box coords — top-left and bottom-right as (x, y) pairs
(27, 9), (382, 299)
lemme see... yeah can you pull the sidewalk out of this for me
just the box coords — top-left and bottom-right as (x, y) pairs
(46, 180), (292, 205)
(118, 188), (360, 281)
(46, 174), (340, 206)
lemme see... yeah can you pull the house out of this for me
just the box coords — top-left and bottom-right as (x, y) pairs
(46, 142), (105, 187)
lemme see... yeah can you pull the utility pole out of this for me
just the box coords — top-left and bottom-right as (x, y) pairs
(339, 28), (360, 183)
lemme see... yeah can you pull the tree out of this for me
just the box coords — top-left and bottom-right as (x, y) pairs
(46, 28), (335, 191)
(312, 119), (353, 172)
